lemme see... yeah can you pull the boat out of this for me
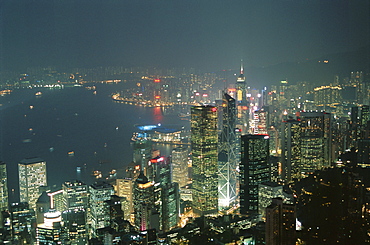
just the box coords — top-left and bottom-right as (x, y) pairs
(68, 151), (75, 156)
(35, 91), (42, 96)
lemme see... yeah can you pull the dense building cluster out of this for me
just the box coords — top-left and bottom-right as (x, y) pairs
(0, 65), (369, 244)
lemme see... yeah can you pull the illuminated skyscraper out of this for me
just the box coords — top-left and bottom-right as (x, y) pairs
(281, 119), (301, 182)
(235, 62), (249, 134)
(114, 178), (133, 221)
(0, 162), (8, 211)
(218, 93), (238, 208)
(18, 157), (47, 211)
(171, 147), (189, 188)
(62, 180), (88, 211)
(88, 182), (114, 237)
(298, 111), (332, 176)
(10, 202), (36, 243)
(191, 105), (218, 216)
(133, 172), (154, 231)
(240, 134), (270, 214)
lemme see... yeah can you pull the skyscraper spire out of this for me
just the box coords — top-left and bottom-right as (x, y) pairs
(240, 59), (244, 75)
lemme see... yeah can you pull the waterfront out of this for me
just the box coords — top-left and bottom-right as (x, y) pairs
(0, 83), (188, 202)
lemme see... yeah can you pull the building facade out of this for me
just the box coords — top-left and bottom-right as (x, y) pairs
(18, 157), (47, 211)
(191, 105), (219, 216)
(240, 134), (270, 214)
(218, 93), (239, 208)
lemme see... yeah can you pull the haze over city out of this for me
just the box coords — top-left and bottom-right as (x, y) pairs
(1, 0), (369, 73)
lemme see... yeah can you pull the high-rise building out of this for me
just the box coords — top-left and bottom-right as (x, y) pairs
(88, 182), (114, 237)
(62, 209), (87, 244)
(0, 162), (8, 211)
(10, 202), (36, 243)
(36, 209), (63, 245)
(18, 157), (47, 210)
(191, 105), (218, 216)
(171, 147), (189, 188)
(114, 178), (134, 221)
(132, 138), (153, 171)
(161, 182), (180, 232)
(133, 172), (155, 231)
(265, 198), (296, 245)
(240, 134), (270, 214)
(235, 62), (249, 134)
(218, 93), (239, 208)
(281, 119), (301, 182)
(63, 180), (88, 211)
(298, 111), (332, 176)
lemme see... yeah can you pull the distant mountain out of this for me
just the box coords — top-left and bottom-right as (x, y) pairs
(244, 45), (370, 88)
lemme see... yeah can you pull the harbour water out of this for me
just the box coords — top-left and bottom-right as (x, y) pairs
(0, 84), (188, 202)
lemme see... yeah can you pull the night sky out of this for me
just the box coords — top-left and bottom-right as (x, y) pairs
(0, 0), (369, 72)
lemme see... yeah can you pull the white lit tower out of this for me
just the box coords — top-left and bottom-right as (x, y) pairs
(18, 157), (47, 211)
(218, 93), (239, 209)
(235, 61), (249, 134)
(0, 162), (8, 211)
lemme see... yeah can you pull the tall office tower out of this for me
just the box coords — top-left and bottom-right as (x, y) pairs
(258, 182), (294, 219)
(350, 71), (364, 104)
(281, 119), (301, 182)
(62, 210), (87, 244)
(360, 105), (370, 137)
(218, 92), (238, 208)
(36, 209), (63, 245)
(0, 162), (8, 211)
(191, 105), (219, 216)
(63, 180), (89, 211)
(349, 106), (360, 148)
(10, 202), (36, 243)
(148, 155), (171, 185)
(133, 172), (155, 231)
(114, 178), (133, 221)
(265, 198), (296, 245)
(18, 157), (47, 210)
(103, 195), (124, 221)
(235, 62), (249, 134)
(254, 108), (268, 134)
(298, 111), (332, 176)
(161, 182), (180, 232)
(132, 138), (153, 170)
(240, 134), (270, 214)
(171, 147), (189, 188)
(88, 182), (114, 237)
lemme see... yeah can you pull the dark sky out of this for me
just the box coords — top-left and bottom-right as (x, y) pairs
(0, 0), (369, 72)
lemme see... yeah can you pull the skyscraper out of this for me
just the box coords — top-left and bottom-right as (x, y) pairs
(171, 147), (189, 188)
(191, 105), (218, 216)
(62, 180), (89, 211)
(133, 172), (155, 231)
(240, 134), (270, 214)
(218, 93), (238, 208)
(265, 198), (296, 245)
(18, 157), (47, 210)
(0, 162), (8, 211)
(114, 178), (134, 222)
(235, 62), (249, 134)
(298, 111), (332, 176)
(281, 119), (301, 182)
(88, 182), (114, 237)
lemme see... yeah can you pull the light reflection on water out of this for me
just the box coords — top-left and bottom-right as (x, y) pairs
(0, 84), (189, 202)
